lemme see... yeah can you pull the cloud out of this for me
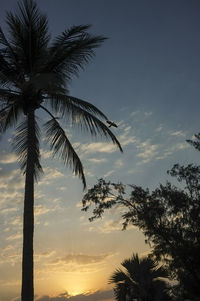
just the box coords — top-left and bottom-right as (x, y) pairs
(88, 158), (107, 164)
(155, 125), (163, 132)
(118, 126), (137, 147)
(44, 167), (64, 179)
(172, 142), (189, 151)
(36, 289), (113, 301)
(0, 251), (21, 266)
(0, 207), (18, 215)
(38, 167), (64, 186)
(36, 251), (55, 258)
(40, 150), (53, 159)
(77, 124), (137, 156)
(11, 298), (21, 301)
(34, 251), (56, 263)
(80, 142), (117, 155)
(6, 233), (22, 241)
(50, 253), (110, 266)
(156, 141), (189, 160)
(144, 111), (152, 117)
(35, 205), (54, 216)
(136, 139), (159, 164)
(114, 159), (124, 168)
(10, 216), (22, 226)
(130, 110), (139, 117)
(104, 170), (114, 178)
(0, 152), (17, 164)
(85, 170), (94, 177)
(100, 220), (123, 233)
(88, 218), (136, 234)
(0, 168), (24, 194)
(170, 130), (186, 137)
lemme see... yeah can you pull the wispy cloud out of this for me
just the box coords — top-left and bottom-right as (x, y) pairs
(156, 141), (189, 160)
(155, 125), (163, 132)
(80, 142), (117, 155)
(170, 130), (186, 137)
(0, 152), (17, 164)
(50, 253), (110, 266)
(36, 289), (113, 301)
(40, 149), (52, 159)
(0, 168), (23, 190)
(130, 110), (139, 117)
(118, 126), (137, 147)
(35, 251), (56, 263)
(1, 207), (18, 215)
(104, 170), (114, 178)
(144, 111), (152, 117)
(136, 139), (159, 164)
(100, 220), (123, 233)
(6, 233), (22, 241)
(88, 218), (136, 234)
(88, 158), (107, 164)
(35, 205), (54, 216)
(38, 167), (64, 186)
(0, 244), (21, 266)
(76, 124), (137, 157)
(114, 159), (124, 168)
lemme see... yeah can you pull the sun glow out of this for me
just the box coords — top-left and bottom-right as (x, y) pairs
(62, 278), (92, 297)
(69, 289), (93, 297)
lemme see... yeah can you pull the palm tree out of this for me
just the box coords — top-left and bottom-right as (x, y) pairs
(0, 1), (122, 300)
(109, 253), (171, 301)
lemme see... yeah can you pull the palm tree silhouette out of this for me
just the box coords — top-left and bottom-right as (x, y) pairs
(109, 253), (171, 301)
(0, 1), (122, 300)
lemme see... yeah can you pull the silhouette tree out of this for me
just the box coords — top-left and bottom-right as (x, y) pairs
(0, 1), (122, 300)
(82, 164), (200, 300)
(109, 253), (170, 301)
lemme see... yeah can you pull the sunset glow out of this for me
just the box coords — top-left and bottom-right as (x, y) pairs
(1, 0), (200, 300)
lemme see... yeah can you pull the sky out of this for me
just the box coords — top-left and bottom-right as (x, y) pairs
(1, 0), (200, 300)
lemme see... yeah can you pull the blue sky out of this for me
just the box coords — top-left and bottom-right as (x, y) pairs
(0, 0), (200, 300)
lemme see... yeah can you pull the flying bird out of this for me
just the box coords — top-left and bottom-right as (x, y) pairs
(106, 120), (118, 128)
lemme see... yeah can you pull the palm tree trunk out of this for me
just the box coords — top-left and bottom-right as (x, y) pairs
(21, 109), (36, 301)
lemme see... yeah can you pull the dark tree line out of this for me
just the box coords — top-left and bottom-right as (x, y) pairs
(82, 135), (200, 301)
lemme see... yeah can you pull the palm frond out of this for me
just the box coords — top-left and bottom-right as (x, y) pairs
(6, 0), (50, 73)
(51, 25), (91, 49)
(12, 115), (42, 181)
(109, 254), (170, 301)
(0, 49), (21, 86)
(43, 24), (106, 80)
(109, 269), (134, 285)
(45, 94), (122, 152)
(71, 108), (122, 152)
(0, 26), (19, 65)
(113, 283), (130, 301)
(186, 133), (200, 152)
(42, 107), (86, 189)
(110, 269), (137, 301)
(47, 93), (108, 120)
(0, 101), (22, 133)
(0, 88), (19, 102)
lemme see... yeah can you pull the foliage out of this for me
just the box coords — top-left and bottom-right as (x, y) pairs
(186, 133), (200, 152)
(82, 164), (200, 299)
(0, 0), (122, 187)
(109, 253), (171, 301)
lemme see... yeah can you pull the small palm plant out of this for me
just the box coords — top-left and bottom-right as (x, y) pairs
(109, 253), (171, 301)
(0, 0), (122, 300)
